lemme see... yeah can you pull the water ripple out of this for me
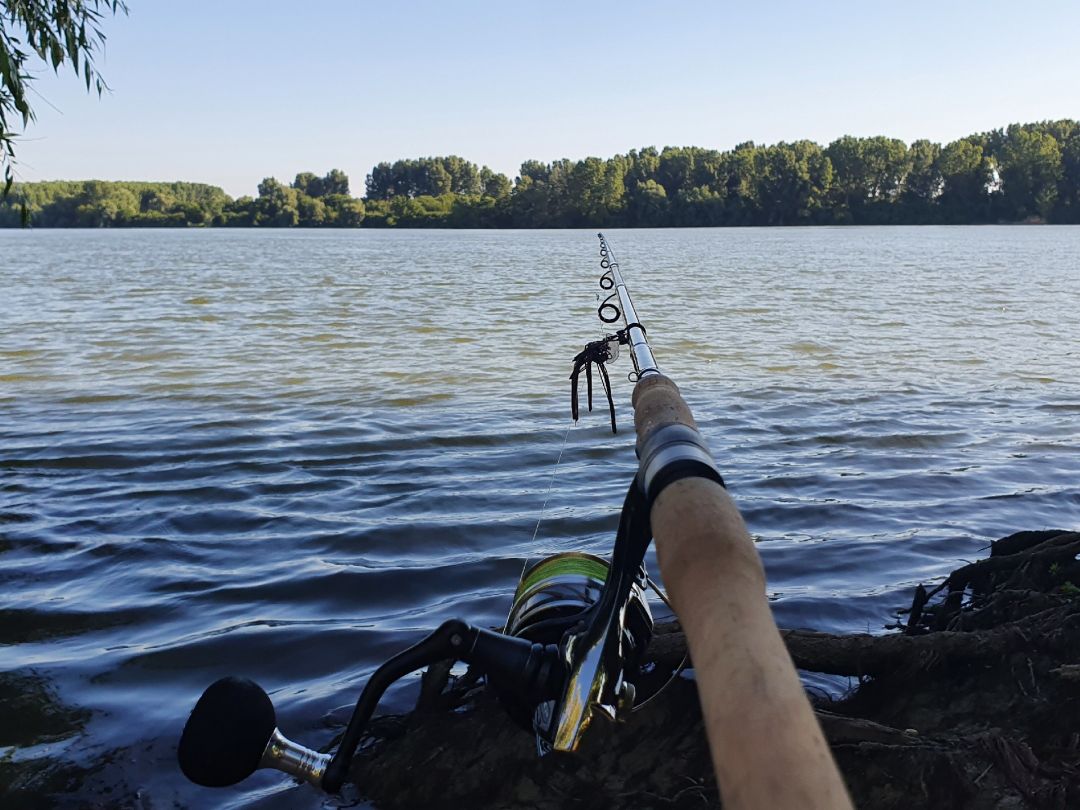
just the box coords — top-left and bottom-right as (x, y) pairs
(1, 227), (1079, 806)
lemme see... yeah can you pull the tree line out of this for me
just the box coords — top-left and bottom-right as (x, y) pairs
(0, 171), (364, 227)
(2, 120), (1078, 228)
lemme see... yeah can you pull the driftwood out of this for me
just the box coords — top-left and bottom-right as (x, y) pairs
(348, 530), (1080, 809)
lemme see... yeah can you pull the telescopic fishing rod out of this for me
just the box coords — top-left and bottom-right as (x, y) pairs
(178, 233), (724, 795)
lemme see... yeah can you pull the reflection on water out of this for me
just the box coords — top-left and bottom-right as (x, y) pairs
(1, 227), (1079, 807)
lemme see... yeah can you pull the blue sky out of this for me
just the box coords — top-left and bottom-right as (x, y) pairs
(13, 0), (1080, 197)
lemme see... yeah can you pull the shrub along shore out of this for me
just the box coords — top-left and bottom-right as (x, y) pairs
(3, 120), (1078, 228)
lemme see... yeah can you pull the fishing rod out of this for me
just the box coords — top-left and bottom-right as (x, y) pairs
(178, 233), (724, 795)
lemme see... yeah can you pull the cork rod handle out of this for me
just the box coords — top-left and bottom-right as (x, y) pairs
(632, 374), (852, 810)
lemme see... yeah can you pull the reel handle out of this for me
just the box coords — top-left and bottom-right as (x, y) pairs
(178, 676), (331, 789)
(179, 627), (564, 795)
(177, 677), (274, 786)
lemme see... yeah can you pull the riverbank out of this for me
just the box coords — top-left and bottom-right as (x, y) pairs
(348, 530), (1080, 809)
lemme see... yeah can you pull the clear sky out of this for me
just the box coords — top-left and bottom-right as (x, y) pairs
(12, 0), (1080, 198)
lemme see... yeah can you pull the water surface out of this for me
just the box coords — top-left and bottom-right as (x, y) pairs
(2, 227), (1078, 807)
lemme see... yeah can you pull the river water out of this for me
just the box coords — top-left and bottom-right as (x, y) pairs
(2, 227), (1078, 807)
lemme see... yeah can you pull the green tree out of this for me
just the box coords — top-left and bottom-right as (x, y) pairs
(1, 0), (127, 193)
(255, 177), (299, 226)
(424, 161), (452, 196)
(366, 162), (394, 199)
(568, 156), (609, 224)
(627, 179), (669, 226)
(826, 136), (909, 222)
(517, 160), (549, 184)
(865, 137), (910, 201)
(755, 141), (832, 225)
(321, 168), (349, 196)
(1, 179), (229, 226)
(937, 138), (993, 222)
(657, 147), (696, 197)
(998, 125), (1063, 220)
(676, 184), (724, 226)
(508, 171), (549, 227)
(901, 139), (943, 220)
(602, 156), (628, 220)
(222, 195), (255, 226)
(1057, 132), (1080, 222)
(74, 179), (137, 225)
(443, 156), (480, 195)
(292, 171), (322, 197)
(723, 143), (761, 224)
(140, 187), (175, 213)
(692, 149), (726, 193)
(510, 159), (573, 227)
(324, 193), (364, 226)
(297, 193), (327, 226)
(625, 147), (660, 188)
(294, 169), (349, 198)
(479, 165), (511, 198)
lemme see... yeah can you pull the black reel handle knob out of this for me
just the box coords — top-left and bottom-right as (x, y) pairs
(178, 676), (276, 787)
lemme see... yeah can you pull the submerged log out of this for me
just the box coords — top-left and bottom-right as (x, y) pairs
(348, 530), (1080, 809)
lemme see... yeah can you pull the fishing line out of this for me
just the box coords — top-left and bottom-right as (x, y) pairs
(632, 576), (689, 713)
(520, 418), (575, 581)
(522, 261), (613, 576)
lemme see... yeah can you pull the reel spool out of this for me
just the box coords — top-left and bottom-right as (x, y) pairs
(496, 552), (653, 728)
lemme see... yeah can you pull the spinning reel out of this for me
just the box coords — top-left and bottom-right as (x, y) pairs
(179, 480), (657, 793)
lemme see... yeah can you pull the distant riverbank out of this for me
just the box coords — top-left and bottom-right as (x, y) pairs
(3, 119), (1078, 229)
